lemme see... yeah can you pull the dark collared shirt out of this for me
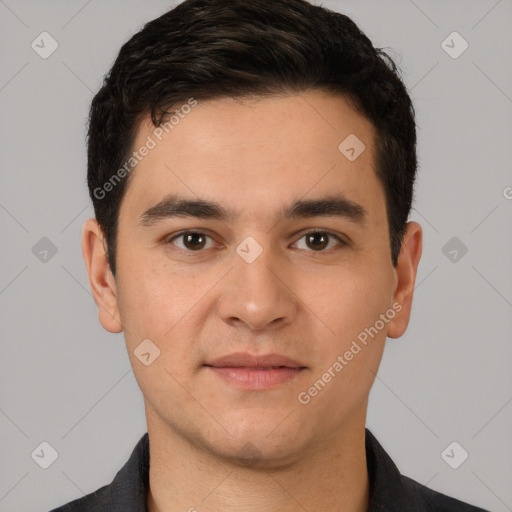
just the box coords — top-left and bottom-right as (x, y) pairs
(50, 429), (489, 511)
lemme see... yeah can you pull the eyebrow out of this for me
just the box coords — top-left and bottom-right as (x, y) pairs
(138, 194), (367, 227)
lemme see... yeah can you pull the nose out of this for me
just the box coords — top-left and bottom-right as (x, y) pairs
(216, 243), (298, 331)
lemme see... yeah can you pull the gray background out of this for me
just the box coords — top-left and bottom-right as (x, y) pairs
(1, 0), (511, 511)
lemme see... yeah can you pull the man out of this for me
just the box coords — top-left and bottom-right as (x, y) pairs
(51, 0), (488, 510)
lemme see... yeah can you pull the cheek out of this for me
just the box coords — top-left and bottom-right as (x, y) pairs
(114, 255), (222, 383)
(115, 263), (201, 400)
(302, 258), (393, 340)
(115, 254), (185, 341)
(296, 270), (389, 420)
(297, 258), (392, 405)
(298, 259), (392, 406)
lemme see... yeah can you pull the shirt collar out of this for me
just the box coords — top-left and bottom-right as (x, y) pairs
(365, 429), (428, 511)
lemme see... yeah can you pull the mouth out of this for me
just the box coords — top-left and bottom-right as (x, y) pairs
(203, 352), (307, 390)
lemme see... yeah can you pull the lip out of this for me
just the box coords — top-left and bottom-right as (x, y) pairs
(205, 352), (305, 368)
(204, 352), (307, 390)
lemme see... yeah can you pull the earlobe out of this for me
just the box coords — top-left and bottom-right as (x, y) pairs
(387, 221), (423, 339)
(81, 218), (123, 333)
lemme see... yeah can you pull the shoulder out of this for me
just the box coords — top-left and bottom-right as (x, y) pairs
(48, 484), (111, 511)
(365, 429), (489, 512)
(401, 474), (490, 512)
(48, 432), (149, 512)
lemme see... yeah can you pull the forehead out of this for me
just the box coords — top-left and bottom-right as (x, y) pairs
(122, 91), (384, 224)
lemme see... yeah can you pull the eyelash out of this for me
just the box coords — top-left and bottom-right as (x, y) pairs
(165, 230), (347, 253)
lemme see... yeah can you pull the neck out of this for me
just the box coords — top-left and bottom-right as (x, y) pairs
(146, 407), (369, 512)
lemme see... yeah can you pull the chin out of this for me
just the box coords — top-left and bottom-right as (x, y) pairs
(197, 414), (313, 470)
(208, 437), (306, 471)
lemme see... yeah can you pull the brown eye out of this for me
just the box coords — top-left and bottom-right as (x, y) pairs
(183, 232), (206, 250)
(306, 232), (329, 251)
(170, 231), (213, 251)
(294, 231), (345, 252)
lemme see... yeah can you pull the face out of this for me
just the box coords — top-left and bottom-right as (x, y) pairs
(83, 90), (422, 467)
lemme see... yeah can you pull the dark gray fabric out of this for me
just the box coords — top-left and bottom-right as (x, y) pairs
(50, 429), (489, 511)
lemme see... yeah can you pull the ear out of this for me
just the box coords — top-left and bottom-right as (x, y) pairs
(81, 218), (122, 333)
(387, 221), (422, 339)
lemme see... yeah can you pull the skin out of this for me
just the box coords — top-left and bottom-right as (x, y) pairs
(82, 90), (422, 512)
